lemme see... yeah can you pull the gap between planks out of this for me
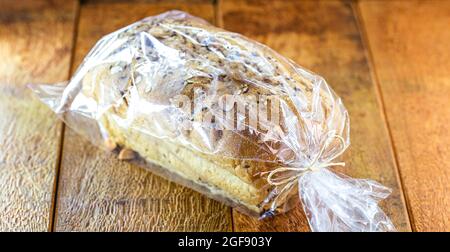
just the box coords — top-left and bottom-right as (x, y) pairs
(351, 0), (413, 231)
(48, 0), (412, 232)
(49, 0), (81, 232)
(52, 0), (231, 232)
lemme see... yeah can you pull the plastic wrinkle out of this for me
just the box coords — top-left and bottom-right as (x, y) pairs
(29, 10), (396, 232)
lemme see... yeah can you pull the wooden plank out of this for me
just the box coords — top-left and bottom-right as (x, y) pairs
(219, 0), (411, 231)
(358, 0), (450, 231)
(54, 0), (232, 231)
(0, 0), (77, 231)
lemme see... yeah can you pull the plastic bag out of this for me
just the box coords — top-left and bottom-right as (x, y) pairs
(30, 10), (395, 232)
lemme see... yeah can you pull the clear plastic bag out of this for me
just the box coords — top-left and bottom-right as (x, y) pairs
(30, 10), (395, 232)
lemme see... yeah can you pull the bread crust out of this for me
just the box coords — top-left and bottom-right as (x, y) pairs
(73, 11), (344, 216)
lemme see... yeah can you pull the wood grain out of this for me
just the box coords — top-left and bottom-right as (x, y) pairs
(358, 0), (450, 231)
(0, 0), (77, 231)
(54, 0), (232, 231)
(219, 0), (411, 231)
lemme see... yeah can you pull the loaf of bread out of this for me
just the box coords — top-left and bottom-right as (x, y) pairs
(53, 11), (348, 217)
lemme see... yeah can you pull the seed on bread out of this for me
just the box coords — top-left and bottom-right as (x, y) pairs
(118, 148), (136, 160)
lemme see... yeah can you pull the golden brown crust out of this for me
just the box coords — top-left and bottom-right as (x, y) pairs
(76, 12), (339, 215)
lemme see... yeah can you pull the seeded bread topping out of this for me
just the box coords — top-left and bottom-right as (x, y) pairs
(64, 11), (346, 216)
(33, 10), (399, 231)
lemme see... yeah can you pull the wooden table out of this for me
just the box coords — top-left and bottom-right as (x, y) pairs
(1, 0), (448, 232)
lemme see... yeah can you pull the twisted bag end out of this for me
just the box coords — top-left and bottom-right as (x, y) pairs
(264, 134), (396, 232)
